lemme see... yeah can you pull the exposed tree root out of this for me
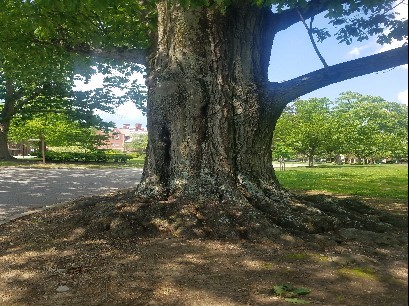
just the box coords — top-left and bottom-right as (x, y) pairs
(58, 180), (405, 244)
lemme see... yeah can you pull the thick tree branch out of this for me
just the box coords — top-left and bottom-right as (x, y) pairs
(269, 45), (408, 107)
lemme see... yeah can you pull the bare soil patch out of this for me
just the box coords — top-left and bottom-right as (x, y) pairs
(0, 189), (407, 306)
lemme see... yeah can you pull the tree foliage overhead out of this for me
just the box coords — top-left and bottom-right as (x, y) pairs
(1, 0), (407, 61)
(0, 0), (155, 53)
(178, 0), (407, 45)
(0, 0), (150, 159)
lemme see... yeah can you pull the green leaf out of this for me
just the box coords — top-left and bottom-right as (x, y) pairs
(273, 285), (289, 296)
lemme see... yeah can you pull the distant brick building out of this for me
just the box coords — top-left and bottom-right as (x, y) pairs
(98, 123), (147, 152)
(8, 142), (33, 156)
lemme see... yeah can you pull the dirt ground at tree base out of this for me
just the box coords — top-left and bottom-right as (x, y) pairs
(0, 190), (407, 306)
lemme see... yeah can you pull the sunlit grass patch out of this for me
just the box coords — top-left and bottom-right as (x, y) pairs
(337, 267), (378, 281)
(276, 164), (408, 200)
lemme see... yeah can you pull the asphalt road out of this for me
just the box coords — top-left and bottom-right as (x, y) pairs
(0, 167), (143, 224)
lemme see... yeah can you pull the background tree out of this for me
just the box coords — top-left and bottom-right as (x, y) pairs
(272, 106), (296, 158)
(9, 113), (106, 152)
(273, 92), (408, 165)
(334, 91), (408, 163)
(1, 0), (408, 236)
(125, 133), (149, 155)
(277, 98), (335, 167)
(0, 1), (149, 160)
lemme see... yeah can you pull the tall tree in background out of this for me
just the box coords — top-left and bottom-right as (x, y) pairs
(0, 57), (146, 160)
(274, 98), (335, 167)
(273, 92), (408, 164)
(1, 0), (408, 235)
(334, 92), (408, 163)
(9, 113), (106, 152)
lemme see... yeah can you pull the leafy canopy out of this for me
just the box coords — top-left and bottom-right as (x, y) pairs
(0, 0), (149, 131)
(179, 0), (407, 46)
(1, 0), (406, 56)
(273, 92), (408, 162)
(1, 0), (406, 137)
(273, 97), (334, 165)
(9, 113), (106, 150)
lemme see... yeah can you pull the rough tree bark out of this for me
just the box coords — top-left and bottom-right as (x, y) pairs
(130, 1), (407, 239)
(0, 123), (13, 160)
(0, 79), (16, 161)
(141, 3), (278, 195)
(135, 2), (327, 238)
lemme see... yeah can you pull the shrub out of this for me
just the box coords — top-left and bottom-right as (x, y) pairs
(39, 150), (133, 163)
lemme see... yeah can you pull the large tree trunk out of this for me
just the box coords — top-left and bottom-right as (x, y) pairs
(308, 154), (314, 167)
(135, 1), (333, 238)
(0, 121), (13, 161)
(141, 2), (276, 196)
(0, 79), (16, 161)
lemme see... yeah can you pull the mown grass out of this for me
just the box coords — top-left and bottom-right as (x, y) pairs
(0, 157), (146, 169)
(276, 164), (408, 200)
(2, 159), (407, 201)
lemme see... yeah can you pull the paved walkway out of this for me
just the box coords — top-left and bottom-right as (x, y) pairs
(0, 167), (143, 225)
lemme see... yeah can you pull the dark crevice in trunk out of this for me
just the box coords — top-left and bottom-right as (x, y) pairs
(160, 125), (171, 187)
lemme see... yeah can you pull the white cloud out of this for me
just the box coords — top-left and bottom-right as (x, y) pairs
(398, 89), (408, 105)
(96, 101), (147, 128)
(73, 73), (104, 90)
(348, 47), (361, 57)
(347, 45), (370, 58)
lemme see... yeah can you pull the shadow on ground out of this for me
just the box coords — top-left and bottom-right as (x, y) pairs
(0, 189), (407, 305)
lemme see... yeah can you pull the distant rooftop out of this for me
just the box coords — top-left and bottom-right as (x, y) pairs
(116, 123), (147, 134)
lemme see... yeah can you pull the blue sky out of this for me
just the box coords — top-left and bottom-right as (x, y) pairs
(85, 3), (408, 128)
(269, 9), (408, 104)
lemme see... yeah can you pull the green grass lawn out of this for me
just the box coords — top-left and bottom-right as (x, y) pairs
(2, 159), (407, 201)
(0, 157), (146, 169)
(275, 164), (408, 200)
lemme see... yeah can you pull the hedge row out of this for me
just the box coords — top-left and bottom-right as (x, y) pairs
(39, 151), (133, 163)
